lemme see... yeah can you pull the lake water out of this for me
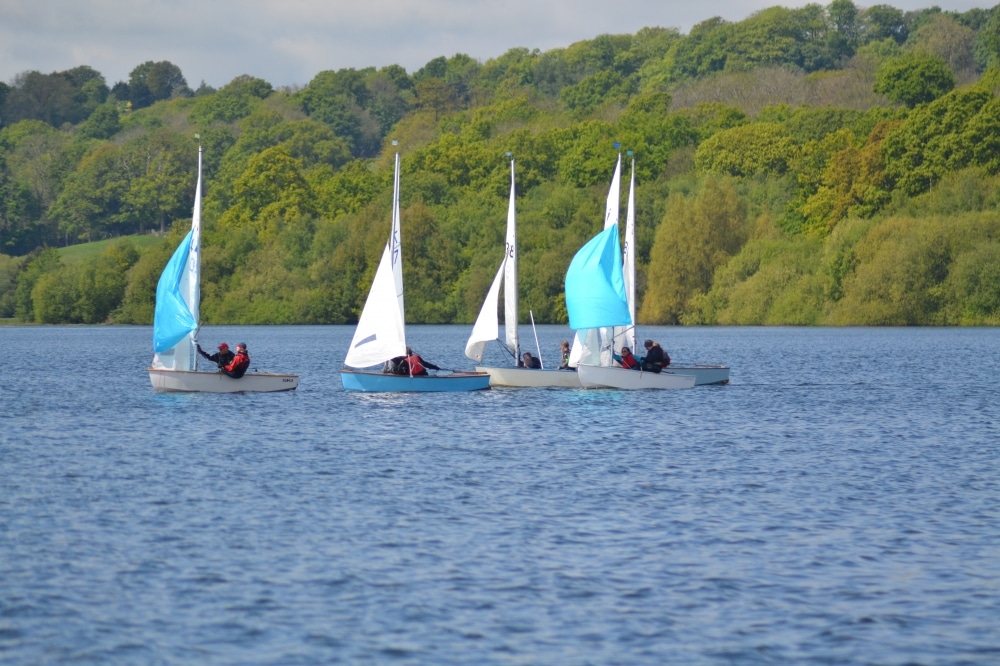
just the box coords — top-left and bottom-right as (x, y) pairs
(2, 325), (999, 665)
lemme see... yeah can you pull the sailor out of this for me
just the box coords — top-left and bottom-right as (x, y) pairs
(197, 342), (235, 368)
(222, 342), (250, 378)
(519, 351), (542, 369)
(614, 346), (640, 370)
(640, 339), (670, 373)
(404, 347), (440, 376)
(558, 340), (571, 369)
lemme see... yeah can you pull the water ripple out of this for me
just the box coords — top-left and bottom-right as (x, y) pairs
(1, 325), (999, 664)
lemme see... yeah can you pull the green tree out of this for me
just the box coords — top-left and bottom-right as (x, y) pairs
(120, 129), (198, 233)
(2, 71), (74, 127)
(874, 52), (955, 107)
(189, 75), (273, 125)
(74, 240), (140, 322)
(560, 70), (635, 117)
(0, 253), (22, 317)
(77, 103), (121, 140)
(942, 240), (1000, 324)
(48, 143), (126, 241)
(128, 60), (189, 108)
(910, 14), (978, 77)
(695, 123), (798, 177)
(882, 89), (1000, 195)
(297, 68), (384, 157)
(13, 247), (61, 321)
(117, 239), (174, 324)
(219, 146), (315, 239)
(975, 7), (1000, 69)
(640, 178), (747, 323)
(32, 265), (79, 323)
(861, 4), (908, 44)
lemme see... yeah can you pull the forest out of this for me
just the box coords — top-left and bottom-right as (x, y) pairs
(2, 1), (999, 327)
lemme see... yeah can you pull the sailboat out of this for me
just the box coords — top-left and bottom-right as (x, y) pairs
(566, 153), (693, 390)
(147, 146), (299, 393)
(465, 157), (581, 388)
(574, 155), (727, 389)
(341, 149), (490, 392)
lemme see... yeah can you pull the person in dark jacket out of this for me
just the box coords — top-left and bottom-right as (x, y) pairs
(518, 351), (542, 369)
(640, 339), (670, 373)
(197, 342), (235, 368)
(222, 342), (250, 378)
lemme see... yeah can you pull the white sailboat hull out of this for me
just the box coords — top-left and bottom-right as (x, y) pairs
(577, 364), (696, 390)
(475, 366), (582, 388)
(148, 368), (299, 393)
(669, 364), (730, 386)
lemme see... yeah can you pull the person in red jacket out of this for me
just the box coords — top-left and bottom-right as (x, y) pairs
(403, 346), (440, 376)
(613, 346), (640, 370)
(383, 348), (441, 375)
(223, 342), (250, 378)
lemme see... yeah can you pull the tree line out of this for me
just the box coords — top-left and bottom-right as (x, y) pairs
(2, 1), (999, 326)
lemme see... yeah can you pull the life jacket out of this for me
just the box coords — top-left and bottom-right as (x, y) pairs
(224, 350), (250, 378)
(405, 353), (425, 375)
(620, 352), (639, 369)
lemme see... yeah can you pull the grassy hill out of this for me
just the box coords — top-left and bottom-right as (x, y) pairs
(57, 234), (165, 264)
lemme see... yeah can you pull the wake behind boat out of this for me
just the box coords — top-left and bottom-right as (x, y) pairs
(146, 145), (299, 393)
(342, 147), (489, 393)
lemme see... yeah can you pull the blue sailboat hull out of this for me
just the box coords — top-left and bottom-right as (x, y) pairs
(341, 369), (491, 392)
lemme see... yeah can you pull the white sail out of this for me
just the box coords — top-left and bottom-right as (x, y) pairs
(465, 158), (518, 363)
(570, 154), (621, 367)
(151, 146), (202, 371)
(465, 258), (505, 362)
(345, 152), (406, 368)
(618, 157), (637, 355)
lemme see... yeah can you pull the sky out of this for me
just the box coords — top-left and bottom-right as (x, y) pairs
(0, 0), (991, 90)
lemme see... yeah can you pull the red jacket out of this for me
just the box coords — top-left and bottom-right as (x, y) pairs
(224, 350), (250, 378)
(405, 353), (425, 375)
(619, 351), (639, 369)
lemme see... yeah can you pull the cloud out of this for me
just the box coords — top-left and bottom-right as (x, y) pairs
(0, 0), (988, 89)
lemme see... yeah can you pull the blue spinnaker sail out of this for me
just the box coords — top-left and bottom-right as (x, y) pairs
(152, 230), (197, 353)
(565, 224), (631, 330)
